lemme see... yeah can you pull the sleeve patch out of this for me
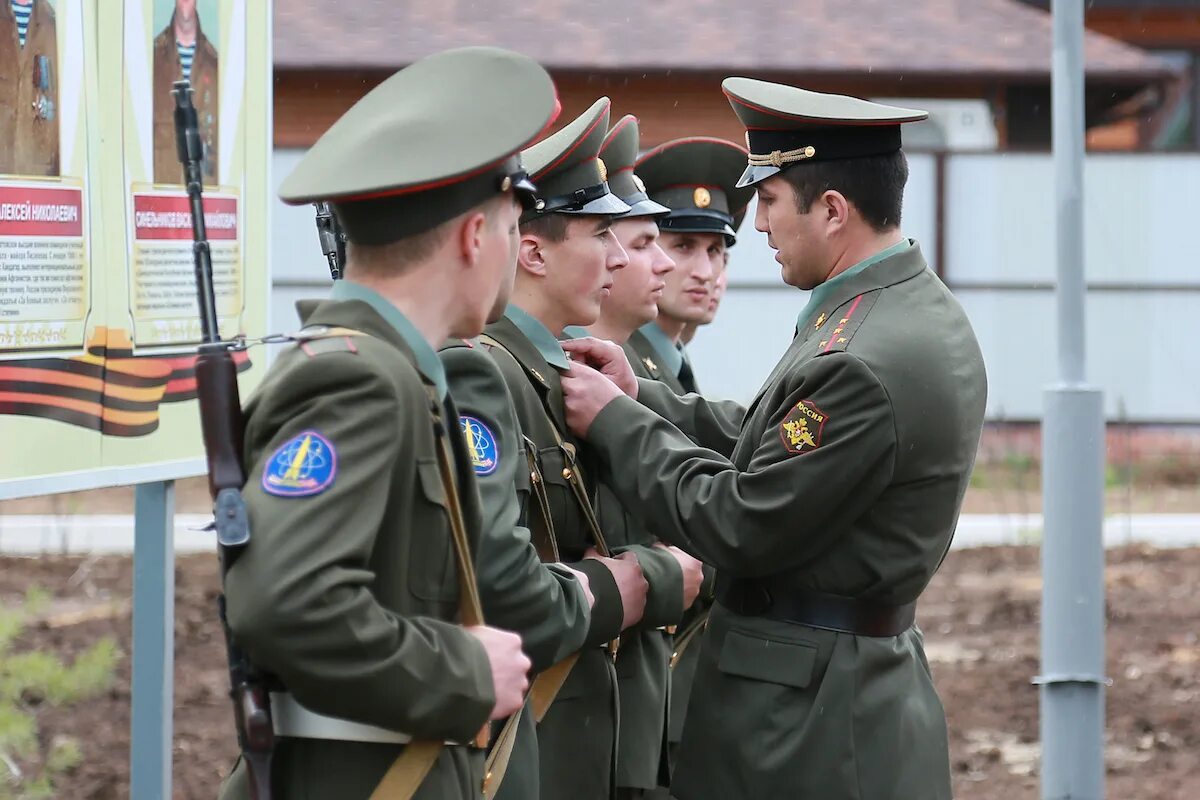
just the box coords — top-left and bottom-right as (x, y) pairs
(262, 430), (338, 496)
(780, 400), (827, 455)
(460, 415), (500, 476)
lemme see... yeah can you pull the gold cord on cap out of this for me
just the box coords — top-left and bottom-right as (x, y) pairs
(747, 145), (817, 168)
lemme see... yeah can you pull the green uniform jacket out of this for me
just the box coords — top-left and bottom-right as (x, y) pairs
(482, 312), (628, 800)
(219, 297), (495, 800)
(623, 332), (717, 751)
(587, 244), (987, 800)
(572, 335), (686, 792)
(440, 338), (595, 800)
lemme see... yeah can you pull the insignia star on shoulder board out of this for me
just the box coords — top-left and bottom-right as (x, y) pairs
(815, 313), (826, 329)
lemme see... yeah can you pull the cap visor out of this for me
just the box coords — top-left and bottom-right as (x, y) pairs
(618, 197), (672, 219)
(558, 192), (632, 216)
(735, 164), (781, 188)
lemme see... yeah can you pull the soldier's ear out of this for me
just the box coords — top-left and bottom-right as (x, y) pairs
(458, 210), (490, 267)
(820, 190), (851, 237)
(518, 232), (549, 278)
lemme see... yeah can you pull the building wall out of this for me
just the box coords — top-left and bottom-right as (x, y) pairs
(274, 70), (997, 150)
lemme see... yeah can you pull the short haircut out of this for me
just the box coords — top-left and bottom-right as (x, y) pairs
(346, 195), (507, 277)
(519, 213), (570, 243)
(780, 150), (909, 232)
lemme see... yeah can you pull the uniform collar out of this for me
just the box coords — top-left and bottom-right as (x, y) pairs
(504, 305), (571, 371)
(637, 321), (685, 378)
(330, 280), (448, 399)
(561, 325), (590, 340)
(798, 239), (914, 331)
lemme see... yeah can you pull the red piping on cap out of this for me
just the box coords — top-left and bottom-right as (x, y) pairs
(602, 114), (638, 151)
(533, 100), (610, 180)
(725, 87), (923, 126)
(316, 89), (563, 205)
(636, 136), (747, 167)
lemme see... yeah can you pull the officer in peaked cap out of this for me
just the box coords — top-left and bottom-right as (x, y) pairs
(558, 78), (987, 800)
(482, 96), (652, 800)
(219, 47), (561, 800)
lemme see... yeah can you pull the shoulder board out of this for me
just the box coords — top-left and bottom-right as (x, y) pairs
(292, 326), (369, 359)
(478, 333), (550, 389)
(815, 290), (881, 355)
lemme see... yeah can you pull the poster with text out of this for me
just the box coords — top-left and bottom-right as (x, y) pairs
(1, 0), (270, 497)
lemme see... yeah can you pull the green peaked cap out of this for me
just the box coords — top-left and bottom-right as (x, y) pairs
(279, 46), (559, 244)
(723, 77), (927, 188)
(598, 115), (670, 219)
(520, 97), (630, 221)
(635, 137), (753, 247)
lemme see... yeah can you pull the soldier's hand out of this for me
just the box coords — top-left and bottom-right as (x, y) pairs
(585, 547), (649, 630)
(558, 564), (596, 608)
(562, 361), (625, 437)
(561, 336), (638, 398)
(466, 625), (531, 720)
(656, 543), (705, 610)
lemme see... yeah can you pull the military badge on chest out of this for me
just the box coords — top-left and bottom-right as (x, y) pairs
(780, 400), (827, 455)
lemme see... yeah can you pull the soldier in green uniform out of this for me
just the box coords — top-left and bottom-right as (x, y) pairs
(612, 137), (752, 788)
(624, 137), (752, 397)
(479, 97), (663, 800)
(439, 181), (633, 798)
(217, 47), (560, 800)
(560, 79), (988, 800)
(563, 114), (706, 800)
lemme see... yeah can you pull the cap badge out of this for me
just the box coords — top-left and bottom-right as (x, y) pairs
(632, 174), (646, 193)
(597, 158), (608, 182)
(694, 187), (711, 208)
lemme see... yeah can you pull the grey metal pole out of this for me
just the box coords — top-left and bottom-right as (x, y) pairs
(130, 480), (176, 800)
(1038, 2), (1108, 799)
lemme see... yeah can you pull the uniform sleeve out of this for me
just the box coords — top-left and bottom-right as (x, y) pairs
(588, 353), (897, 578)
(442, 345), (592, 673)
(225, 353), (494, 743)
(611, 543), (685, 629)
(636, 378), (745, 458)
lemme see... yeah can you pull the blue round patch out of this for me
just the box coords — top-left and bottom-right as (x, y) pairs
(459, 415), (499, 476)
(262, 430), (338, 497)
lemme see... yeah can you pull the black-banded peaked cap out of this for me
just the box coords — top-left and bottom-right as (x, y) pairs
(635, 137), (752, 247)
(723, 77), (928, 188)
(520, 97), (630, 221)
(278, 47), (559, 244)
(599, 115), (670, 219)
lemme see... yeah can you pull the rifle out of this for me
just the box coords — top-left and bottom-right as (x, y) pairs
(313, 201), (346, 281)
(173, 79), (275, 800)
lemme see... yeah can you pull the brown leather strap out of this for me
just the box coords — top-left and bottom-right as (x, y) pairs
(368, 740), (443, 800)
(669, 610), (710, 669)
(530, 653), (581, 723)
(482, 708), (522, 800)
(523, 435), (560, 562)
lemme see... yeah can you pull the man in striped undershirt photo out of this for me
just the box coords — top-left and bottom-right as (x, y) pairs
(151, 0), (219, 185)
(0, 0), (60, 176)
